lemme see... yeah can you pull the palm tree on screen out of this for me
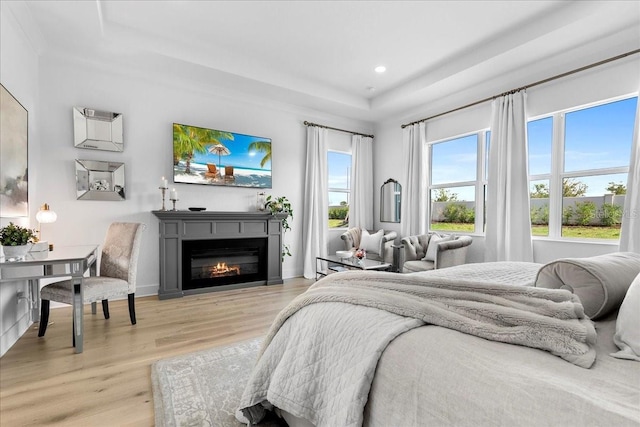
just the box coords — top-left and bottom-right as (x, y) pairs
(248, 140), (272, 168)
(173, 124), (234, 174)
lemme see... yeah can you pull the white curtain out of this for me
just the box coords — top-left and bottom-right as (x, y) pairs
(485, 90), (534, 262)
(349, 135), (374, 230)
(401, 122), (428, 237)
(302, 126), (329, 278)
(620, 96), (640, 253)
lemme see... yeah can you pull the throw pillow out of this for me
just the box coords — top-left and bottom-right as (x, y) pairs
(360, 229), (384, 256)
(422, 234), (453, 262)
(611, 272), (640, 361)
(534, 252), (640, 320)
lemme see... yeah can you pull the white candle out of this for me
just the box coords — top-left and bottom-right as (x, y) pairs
(161, 177), (168, 188)
(170, 188), (177, 200)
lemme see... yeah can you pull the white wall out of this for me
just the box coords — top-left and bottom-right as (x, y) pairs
(373, 55), (640, 264)
(35, 52), (371, 292)
(0, 10), (372, 356)
(0, 2), (40, 356)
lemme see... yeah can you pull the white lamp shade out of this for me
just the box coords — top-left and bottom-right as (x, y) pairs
(36, 206), (57, 224)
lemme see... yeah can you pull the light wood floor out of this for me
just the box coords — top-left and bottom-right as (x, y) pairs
(0, 278), (312, 426)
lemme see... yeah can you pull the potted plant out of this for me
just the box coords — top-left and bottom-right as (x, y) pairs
(0, 222), (37, 260)
(265, 195), (293, 260)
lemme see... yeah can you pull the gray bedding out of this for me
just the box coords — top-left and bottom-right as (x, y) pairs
(363, 312), (640, 427)
(245, 261), (640, 427)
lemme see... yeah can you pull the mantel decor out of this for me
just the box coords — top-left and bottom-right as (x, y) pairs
(265, 195), (293, 259)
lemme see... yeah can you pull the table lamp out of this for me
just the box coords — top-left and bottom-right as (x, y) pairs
(33, 203), (57, 251)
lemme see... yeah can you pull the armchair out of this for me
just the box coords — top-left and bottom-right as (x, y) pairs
(340, 227), (397, 263)
(400, 233), (472, 273)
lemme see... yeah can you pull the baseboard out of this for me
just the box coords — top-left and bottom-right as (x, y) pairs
(0, 310), (31, 358)
(136, 283), (159, 297)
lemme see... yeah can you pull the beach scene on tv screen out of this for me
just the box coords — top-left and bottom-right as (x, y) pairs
(173, 123), (272, 188)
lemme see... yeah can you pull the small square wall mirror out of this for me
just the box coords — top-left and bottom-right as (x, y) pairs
(76, 159), (125, 200)
(73, 107), (123, 151)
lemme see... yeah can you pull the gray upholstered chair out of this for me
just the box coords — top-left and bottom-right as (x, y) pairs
(340, 227), (397, 263)
(400, 233), (472, 273)
(38, 222), (146, 337)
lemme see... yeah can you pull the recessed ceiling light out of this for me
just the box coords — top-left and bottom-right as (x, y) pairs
(375, 66), (386, 73)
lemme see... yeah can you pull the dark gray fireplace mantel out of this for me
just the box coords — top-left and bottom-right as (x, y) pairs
(152, 210), (286, 299)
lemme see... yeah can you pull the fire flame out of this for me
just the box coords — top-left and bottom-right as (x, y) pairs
(209, 262), (240, 276)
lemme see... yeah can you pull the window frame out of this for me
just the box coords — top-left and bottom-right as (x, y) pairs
(427, 130), (488, 235)
(530, 94), (636, 241)
(327, 149), (352, 230)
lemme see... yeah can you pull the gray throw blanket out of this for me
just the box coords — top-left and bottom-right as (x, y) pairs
(239, 270), (597, 426)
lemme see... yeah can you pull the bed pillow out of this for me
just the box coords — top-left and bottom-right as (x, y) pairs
(422, 234), (453, 262)
(611, 272), (640, 361)
(360, 229), (384, 256)
(534, 252), (640, 320)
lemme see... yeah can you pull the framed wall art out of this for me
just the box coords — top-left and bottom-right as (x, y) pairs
(0, 84), (28, 217)
(73, 107), (123, 152)
(75, 159), (125, 201)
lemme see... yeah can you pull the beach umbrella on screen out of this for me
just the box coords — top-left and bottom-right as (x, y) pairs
(208, 144), (231, 169)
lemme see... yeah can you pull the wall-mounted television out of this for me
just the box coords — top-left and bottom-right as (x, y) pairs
(173, 123), (272, 188)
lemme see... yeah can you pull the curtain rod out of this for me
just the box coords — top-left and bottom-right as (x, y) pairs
(401, 49), (640, 129)
(304, 121), (374, 139)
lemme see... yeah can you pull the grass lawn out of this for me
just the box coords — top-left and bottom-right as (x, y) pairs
(559, 225), (620, 239)
(329, 219), (348, 228)
(432, 223), (620, 239)
(431, 223), (475, 232)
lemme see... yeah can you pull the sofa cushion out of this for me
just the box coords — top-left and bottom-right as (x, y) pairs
(422, 234), (453, 262)
(611, 272), (640, 361)
(360, 229), (384, 256)
(403, 260), (435, 273)
(534, 252), (640, 320)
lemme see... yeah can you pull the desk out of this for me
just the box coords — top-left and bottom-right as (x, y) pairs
(0, 245), (98, 353)
(316, 255), (391, 280)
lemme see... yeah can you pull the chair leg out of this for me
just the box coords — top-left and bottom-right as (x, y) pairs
(128, 293), (136, 325)
(102, 299), (110, 319)
(38, 300), (50, 337)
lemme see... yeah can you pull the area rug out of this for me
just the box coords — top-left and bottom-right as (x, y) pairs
(151, 337), (284, 427)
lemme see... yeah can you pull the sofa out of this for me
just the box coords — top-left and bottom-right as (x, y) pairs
(340, 227), (397, 264)
(400, 233), (472, 273)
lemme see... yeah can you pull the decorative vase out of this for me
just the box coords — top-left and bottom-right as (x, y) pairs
(1, 244), (32, 260)
(257, 192), (266, 211)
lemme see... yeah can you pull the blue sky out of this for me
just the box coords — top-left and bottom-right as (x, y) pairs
(430, 96), (637, 201)
(191, 131), (272, 171)
(328, 151), (351, 205)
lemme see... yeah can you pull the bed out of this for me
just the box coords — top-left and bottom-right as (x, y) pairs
(237, 254), (640, 427)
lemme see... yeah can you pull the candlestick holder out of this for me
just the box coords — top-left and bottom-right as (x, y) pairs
(159, 187), (168, 211)
(170, 198), (179, 211)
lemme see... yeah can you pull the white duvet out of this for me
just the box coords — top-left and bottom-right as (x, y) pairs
(237, 262), (600, 426)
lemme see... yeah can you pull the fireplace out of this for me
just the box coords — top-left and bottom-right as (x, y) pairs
(182, 238), (267, 290)
(153, 211), (285, 299)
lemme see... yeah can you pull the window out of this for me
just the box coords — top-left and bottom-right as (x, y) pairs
(427, 96), (636, 240)
(328, 151), (351, 228)
(527, 96), (637, 240)
(528, 117), (553, 236)
(429, 133), (485, 233)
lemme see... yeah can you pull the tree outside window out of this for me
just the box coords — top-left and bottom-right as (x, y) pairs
(328, 151), (351, 228)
